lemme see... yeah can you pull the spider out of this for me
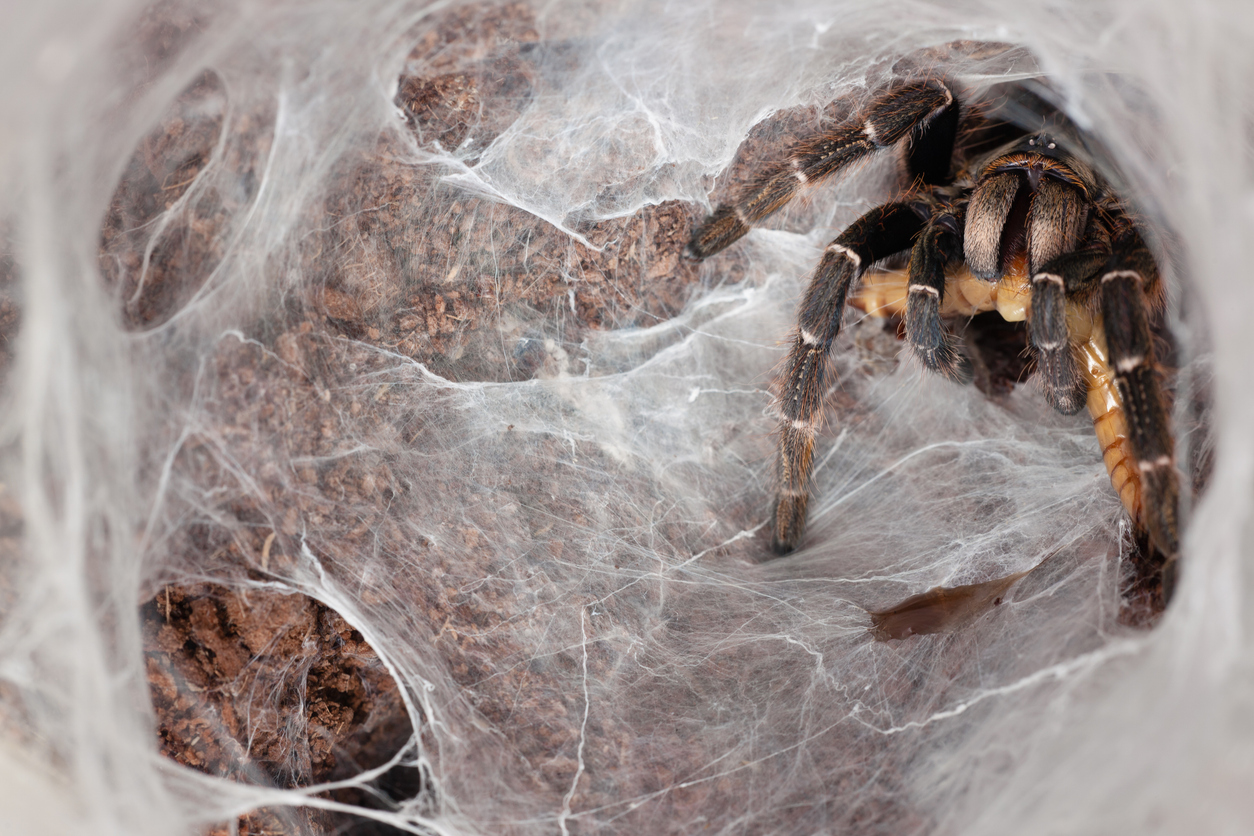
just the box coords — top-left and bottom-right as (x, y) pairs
(688, 80), (1182, 602)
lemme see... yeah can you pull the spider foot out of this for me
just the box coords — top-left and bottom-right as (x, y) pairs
(912, 342), (974, 385)
(770, 492), (808, 556)
(1037, 350), (1088, 415)
(1119, 527), (1175, 625)
(687, 204), (749, 259)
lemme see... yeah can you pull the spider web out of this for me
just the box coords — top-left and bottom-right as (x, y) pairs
(0, 0), (1249, 834)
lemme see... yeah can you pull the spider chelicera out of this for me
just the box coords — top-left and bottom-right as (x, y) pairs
(688, 79), (1181, 603)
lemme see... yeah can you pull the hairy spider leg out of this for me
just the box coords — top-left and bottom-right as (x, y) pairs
(772, 203), (924, 555)
(905, 213), (972, 382)
(1098, 234), (1180, 596)
(1030, 243), (1110, 414)
(688, 81), (959, 259)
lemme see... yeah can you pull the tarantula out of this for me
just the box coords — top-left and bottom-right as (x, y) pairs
(689, 80), (1181, 601)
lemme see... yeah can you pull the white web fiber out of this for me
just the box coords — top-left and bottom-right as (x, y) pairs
(1, 0), (1252, 834)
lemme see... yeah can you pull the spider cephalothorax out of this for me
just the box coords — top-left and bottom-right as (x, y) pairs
(689, 80), (1181, 602)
